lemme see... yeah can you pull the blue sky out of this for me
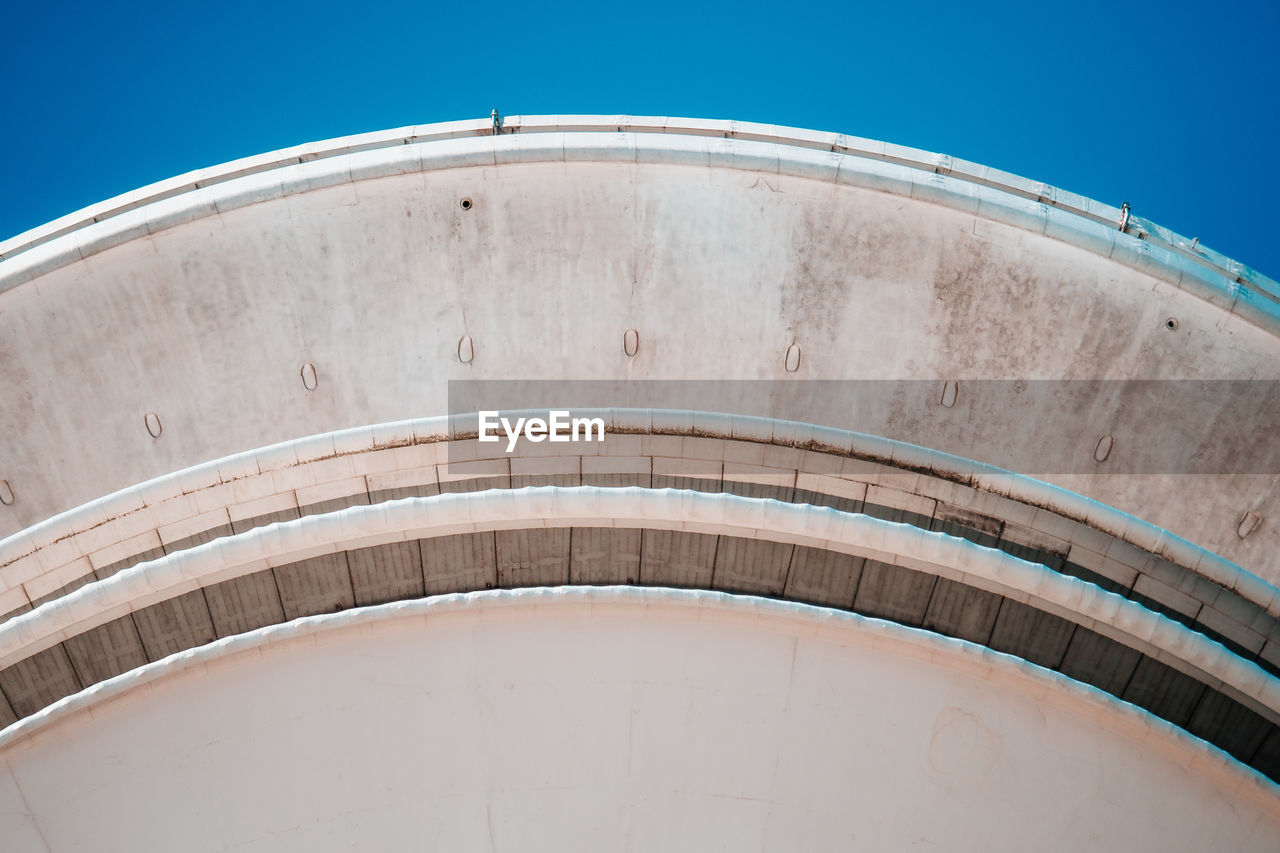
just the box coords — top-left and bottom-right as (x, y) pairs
(2, 1), (1277, 277)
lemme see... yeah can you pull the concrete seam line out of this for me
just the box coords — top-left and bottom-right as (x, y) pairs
(0, 122), (1271, 327)
(0, 486), (1275, 718)
(2, 412), (1266, 617)
(0, 584), (1276, 808)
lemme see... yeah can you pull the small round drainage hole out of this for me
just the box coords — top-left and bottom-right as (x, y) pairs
(459, 197), (473, 210)
(1165, 317), (1179, 331)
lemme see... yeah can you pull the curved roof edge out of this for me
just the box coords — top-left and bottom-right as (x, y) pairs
(0, 116), (1275, 332)
(4, 584), (1277, 808)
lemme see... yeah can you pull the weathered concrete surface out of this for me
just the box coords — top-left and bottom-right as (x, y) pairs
(1, 589), (1276, 852)
(0, 123), (1276, 576)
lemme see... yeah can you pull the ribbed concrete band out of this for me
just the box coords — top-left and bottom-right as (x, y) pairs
(2, 487), (1275, 720)
(2, 585), (1275, 804)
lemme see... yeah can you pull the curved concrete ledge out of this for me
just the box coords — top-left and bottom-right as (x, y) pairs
(3, 487), (1276, 722)
(3, 411), (1272, 621)
(0, 118), (1274, 330)
(1, 585), (1276, 819)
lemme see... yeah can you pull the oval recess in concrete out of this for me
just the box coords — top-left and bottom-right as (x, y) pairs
(457, 335), (474, 364)
(1238, 511), (1262, 539)
(1094, 434), (1114, 463)
(623, 329), (640, 358)
(0, 480), (12, 506)
(784, 343), (802, 373)
(300, 362), (318, 392)
(145, 412), (163, 439)
(940, 380), (958, 408)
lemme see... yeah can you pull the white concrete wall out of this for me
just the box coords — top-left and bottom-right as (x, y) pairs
(0, 124), (1276, 572)
(0, 589), (1275, 851)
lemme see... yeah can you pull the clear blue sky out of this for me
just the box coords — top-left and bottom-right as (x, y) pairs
(2, 0), (1277, 277)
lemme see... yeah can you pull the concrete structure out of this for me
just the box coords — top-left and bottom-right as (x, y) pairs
(0, 116), (1278, 849)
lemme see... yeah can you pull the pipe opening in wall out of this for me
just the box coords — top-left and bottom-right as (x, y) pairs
(1165, 317), (1180, 331)
(459, 198), (473, 210)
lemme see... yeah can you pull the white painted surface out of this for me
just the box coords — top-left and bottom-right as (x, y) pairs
(0, 589), (1275, 851)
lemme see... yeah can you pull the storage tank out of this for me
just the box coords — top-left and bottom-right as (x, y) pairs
(0, 116), (1277, 850)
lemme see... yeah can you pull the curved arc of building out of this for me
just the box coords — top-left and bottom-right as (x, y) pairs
(1, 119), (1277, 573)
(2, 485), (1276, 713)
(4, 588), (1279, 850)
(4, 413), (1280, 747)
(1, 117), (1275, 326)
(2, 483), (1280, 785)
(1, 412), (1270, 614)
(0, 586), (1273, 794)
